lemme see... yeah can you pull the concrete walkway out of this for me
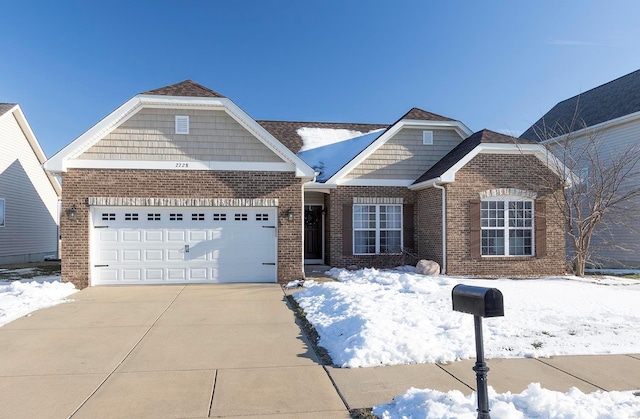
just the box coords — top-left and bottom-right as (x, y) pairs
(0, 284), (349, 418)
(1, 283), (639, 417)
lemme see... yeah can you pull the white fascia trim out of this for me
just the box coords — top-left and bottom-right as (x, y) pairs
(213, 99), (315, 178)
(540, 109), (640, 144)
(401, 119), (473, 138)
(336, 178), (415, 187)
(66, 160), (297, 172)
(326, 119), (472, 184)
(303, 182), (337, 191)
(45, 96), (142, 172)
(5, 105), (62, 196)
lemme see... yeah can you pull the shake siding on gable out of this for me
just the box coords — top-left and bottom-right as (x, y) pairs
(346, 128), (463, 179)
(0, 113), (59, 263)
(79, 109), (284, 162)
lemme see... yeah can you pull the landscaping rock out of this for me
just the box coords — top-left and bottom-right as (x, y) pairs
(416, 259), (440, 275)
(347, 265), (359, 271)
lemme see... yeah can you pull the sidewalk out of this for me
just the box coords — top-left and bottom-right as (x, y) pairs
(326, 354), (640, 410)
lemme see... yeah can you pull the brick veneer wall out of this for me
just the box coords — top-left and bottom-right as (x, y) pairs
(326, 186), (417, 268)
(445, 154), (566, 276)
(61, 169), (304, 288)
(416, 187), (443, 266)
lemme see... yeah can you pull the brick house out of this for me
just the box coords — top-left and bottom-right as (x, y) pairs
(45, 81), (567, 288)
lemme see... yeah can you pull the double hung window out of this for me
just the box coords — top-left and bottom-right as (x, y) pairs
(481, 199), (533, 256)
(353, 204), (402, 254)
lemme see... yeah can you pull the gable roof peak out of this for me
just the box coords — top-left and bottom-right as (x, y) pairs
(142, 80), (226, 98)
(0, 103), (18, 117)
(401, 107), (455, 122)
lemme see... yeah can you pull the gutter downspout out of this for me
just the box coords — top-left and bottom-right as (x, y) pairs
(434, 184), (446, 274)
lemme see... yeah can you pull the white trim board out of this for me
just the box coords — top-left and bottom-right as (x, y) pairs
(67, 160), (297, 172)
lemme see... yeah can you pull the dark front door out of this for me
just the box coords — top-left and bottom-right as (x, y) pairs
(304, 205), (323, 260)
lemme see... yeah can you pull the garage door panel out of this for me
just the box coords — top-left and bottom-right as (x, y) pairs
(145, 231), (163, 241)
(122, 269), (142, 281)
(145, 249), (164, 261)
(122, 250), (142, 261)
(167, 231), (186, 241)
(167, 249), (186, 261)
(145, 269), (164, 280)
(91, 206), (277, 285)
(122, 230), (142, 242)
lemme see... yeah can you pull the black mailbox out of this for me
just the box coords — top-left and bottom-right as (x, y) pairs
(452, 284), (504, 318)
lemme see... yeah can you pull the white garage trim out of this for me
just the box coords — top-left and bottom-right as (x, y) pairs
(90, 206), (278, 285)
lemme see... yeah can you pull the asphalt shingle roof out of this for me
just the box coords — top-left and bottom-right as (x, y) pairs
(142, 80), (226, 98)
(520, 69), (640, 141)
(0, 103), (17, 117)
(257, 120), (388, 153)
(400, 107), (455, 122)
(413, 129), (534, 184)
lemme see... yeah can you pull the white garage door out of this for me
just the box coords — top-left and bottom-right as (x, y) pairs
(90, 206), (277, 285)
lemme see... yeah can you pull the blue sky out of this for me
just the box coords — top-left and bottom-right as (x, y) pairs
(2, 1), (640, 157)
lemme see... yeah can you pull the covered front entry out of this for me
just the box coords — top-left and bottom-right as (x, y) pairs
(304, 205), (324, 264)
(90, 206), (277, 285)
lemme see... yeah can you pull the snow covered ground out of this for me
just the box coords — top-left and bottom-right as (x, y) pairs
(293, 267), (640, 368)
(373, 384), (640, 419)
(293, 268), (640, 416)
(0, 272), (77, 327)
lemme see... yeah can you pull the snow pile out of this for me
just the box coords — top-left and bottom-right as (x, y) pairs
(373, 384), (640, 419)
(297, 127), (382, 151)
(293, 268), (640, 367)
(0, 278), (76, 327)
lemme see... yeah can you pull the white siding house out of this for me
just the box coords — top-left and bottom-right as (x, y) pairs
(521, 69), (640, 269)
(0, 104), (61, 264)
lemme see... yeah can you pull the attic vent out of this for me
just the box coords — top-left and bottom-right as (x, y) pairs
(175, 115), (189, 134)
(422, 130), (433, 145)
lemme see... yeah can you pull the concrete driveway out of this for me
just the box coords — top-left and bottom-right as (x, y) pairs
(0, 284), (349, 418)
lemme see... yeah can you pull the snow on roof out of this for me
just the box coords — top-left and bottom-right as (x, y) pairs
(297, 127), (382, 152)
(297, 129), (384, 182)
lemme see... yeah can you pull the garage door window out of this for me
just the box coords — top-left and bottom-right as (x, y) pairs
(148, 213), (161, 221)
(170, 213), (183, 221)
(192, 213), (205, 221)
(102, 213), (116, 221)
(213, 213), (227, 221)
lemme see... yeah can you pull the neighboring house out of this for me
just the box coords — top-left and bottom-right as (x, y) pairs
(45, 80), (567, 288)
(0, 104), (61, 264)
(521, 69), (640, 268)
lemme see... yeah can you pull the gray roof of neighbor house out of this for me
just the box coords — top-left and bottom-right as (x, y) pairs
(413, 129), (534, 184)
(520, 69), (640, 141)
(142, 80), (226, 98)
(0, 103), (17, 116)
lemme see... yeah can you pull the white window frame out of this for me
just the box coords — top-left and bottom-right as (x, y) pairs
(0, 198), (4, 227)
(480, 196), (534, 257)
(422, 130), (434, 145)
(175, 115), (189, 134)
(353, 204), (403, 255)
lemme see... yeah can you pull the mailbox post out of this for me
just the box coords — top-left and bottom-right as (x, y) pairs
(452, 285), (504, 419)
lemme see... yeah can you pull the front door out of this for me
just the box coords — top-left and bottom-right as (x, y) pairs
(304, 205), (323, 263)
